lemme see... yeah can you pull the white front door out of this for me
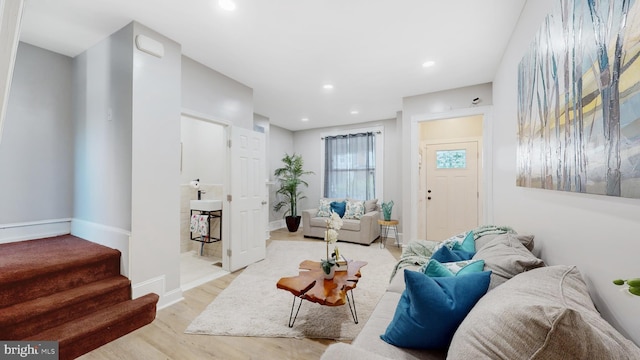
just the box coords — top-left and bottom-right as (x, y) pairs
(228, 126), (266, 272)
(425, 141), (479, 241)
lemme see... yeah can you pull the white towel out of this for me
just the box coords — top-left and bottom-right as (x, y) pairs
(190, 214), (199, 233)
(198, 215), (209, 237)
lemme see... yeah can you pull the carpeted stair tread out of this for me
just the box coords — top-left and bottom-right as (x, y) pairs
(26, 293), (159, 360)
(0, 276), (132, 340)
(0, 234), (120, 281)
(0, 235), (121, 307)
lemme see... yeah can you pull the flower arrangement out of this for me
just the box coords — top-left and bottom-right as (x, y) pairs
(321, 211), (343, 275)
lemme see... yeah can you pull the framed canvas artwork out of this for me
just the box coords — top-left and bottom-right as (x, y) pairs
(517, 0), (640, 199)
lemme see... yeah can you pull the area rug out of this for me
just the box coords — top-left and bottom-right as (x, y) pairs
(184, 240), (397, 340)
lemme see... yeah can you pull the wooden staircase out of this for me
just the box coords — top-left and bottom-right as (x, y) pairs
(0, 235), (159, 359)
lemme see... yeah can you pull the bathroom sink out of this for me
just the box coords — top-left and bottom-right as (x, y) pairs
(190, 200), (222, 211)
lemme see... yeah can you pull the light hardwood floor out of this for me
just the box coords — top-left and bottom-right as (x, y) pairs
(78, 229), (402, 360)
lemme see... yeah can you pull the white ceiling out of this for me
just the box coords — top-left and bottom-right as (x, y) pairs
(19, 0), (526, 131)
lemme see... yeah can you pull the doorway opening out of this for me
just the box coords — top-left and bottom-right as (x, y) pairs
(410, 107), (493, 242)
(179, 112), (230, 290)
(418, 116), (482, 240)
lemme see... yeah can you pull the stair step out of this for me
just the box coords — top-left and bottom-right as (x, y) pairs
(0, 276), (132, 340)
(0, 235), (121, 307)
(26, 293), (159, 360)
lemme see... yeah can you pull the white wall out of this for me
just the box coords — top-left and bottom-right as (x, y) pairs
(182, 56), (253, 130)
(492, 0), (640, 344)
(71, 21), (184, 307)
(70, 23), (134, 280)
(292, 118), (400, 220)
(419, 115), (483, 140)
(180, 116), (225, 185)
(0, 42), (73, 241)
(72, 24), (133, 231)
(268, 124), (294, 223)
(130, 22), (182, 307)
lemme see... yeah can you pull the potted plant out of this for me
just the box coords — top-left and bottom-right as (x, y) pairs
(273, 153), (314, 232)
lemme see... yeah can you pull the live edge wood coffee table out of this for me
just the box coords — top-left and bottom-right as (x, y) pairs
(276, 259), (367, 327)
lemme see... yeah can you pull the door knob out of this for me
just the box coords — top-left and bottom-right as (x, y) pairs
(261, 201), (267, 205)
(427, 197), (432, 200)
(427, 190), (432, 193)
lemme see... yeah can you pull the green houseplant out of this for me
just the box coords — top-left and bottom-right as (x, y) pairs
(273, 153), (314, 232)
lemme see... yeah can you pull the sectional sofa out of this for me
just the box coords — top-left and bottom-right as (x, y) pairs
(321, 232), (640, 359)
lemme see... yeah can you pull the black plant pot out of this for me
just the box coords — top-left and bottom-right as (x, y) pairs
(285, 216), (302, 232)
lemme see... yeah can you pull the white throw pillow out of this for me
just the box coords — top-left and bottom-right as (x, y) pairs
(344, 200), (365, 219)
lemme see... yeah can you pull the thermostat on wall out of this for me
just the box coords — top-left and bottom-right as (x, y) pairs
(135, 34), (164, 58)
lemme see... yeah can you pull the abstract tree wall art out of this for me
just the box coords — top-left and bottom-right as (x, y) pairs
(517, 0), (640, 198)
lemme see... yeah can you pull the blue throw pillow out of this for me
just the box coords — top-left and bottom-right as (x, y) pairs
(330, 201), (346, 217)
(380, 270), (491, 349)
(431, 245), (475, 262)
(452, 231), (475, 253)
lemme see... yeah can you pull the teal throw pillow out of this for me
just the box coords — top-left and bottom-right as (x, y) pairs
(431, 245), (475, 263)
(423, 259), (485, 277)
(380, 270), (491, 349)
(452, 231), (475, 253)
(330, 201), (346, 218)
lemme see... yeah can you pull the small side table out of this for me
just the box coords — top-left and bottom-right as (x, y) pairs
(378, 219), (399, 248)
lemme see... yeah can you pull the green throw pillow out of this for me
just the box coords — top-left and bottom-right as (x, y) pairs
(452, 231), (475, 253)
(423, 259), (485, 277)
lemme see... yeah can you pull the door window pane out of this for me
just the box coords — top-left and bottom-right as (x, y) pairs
(436, 149), (466, 169)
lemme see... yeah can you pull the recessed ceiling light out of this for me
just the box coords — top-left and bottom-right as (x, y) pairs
(422, 60), (436, 68)
(301, 118), (309, 122)
(350, 110), (359, 115)
(323, 84), (334, 90)
(218, 0), (236, 11)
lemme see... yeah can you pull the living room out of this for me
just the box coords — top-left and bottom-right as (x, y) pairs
(0, 0), (639, 359)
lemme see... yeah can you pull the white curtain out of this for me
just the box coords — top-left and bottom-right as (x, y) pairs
(324, 132), (376, 200)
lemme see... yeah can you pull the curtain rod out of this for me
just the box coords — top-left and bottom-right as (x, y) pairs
(321, 131), (381, 140)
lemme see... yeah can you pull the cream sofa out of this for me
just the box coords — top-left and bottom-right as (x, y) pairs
(321, 233), (640, 359)
(302, 199), (380, 245)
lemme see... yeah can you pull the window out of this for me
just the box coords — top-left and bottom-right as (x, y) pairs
(436, 149), (467, 169)
(324, 132), (376, 200)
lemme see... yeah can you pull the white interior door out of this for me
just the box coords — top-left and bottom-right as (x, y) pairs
(228, 126), (266, 272)
(425, 141), (478, 241)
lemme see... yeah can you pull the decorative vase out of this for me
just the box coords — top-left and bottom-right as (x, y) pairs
(323, 265), (335, 280)
(285, 216), (301, 232)
(382, 200), (394, 221)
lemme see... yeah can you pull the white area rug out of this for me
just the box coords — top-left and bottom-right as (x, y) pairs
(185, 240), (397, 340)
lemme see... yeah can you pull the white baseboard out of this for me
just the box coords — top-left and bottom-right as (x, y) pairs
(180, 270), (229, 292)
(158, 288), (184, 310)
(269, 219), (285, 231)
(0, 218), (71, 244)
(133, 275), (184, 309)
(71, 218), (131, 277)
